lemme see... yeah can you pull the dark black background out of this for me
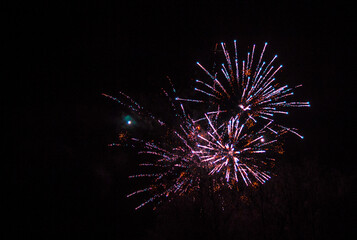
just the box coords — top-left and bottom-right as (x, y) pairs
(10, 0), (355, 239)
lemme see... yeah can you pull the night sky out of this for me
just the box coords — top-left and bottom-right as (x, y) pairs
(10, 1), (355, 239)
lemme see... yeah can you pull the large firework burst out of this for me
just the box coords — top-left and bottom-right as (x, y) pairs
(179, 41), (310, 138)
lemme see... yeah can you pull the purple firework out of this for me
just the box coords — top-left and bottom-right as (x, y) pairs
(104, 41), (310, 209)
(103, 83), (205, 210)
(193, 114), (289, 186)
(179, 41), (310, 138)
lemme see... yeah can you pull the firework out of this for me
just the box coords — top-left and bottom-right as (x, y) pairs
(193, 114), (288, 186)
(104, 41), (310, 210)
(186, 41), (310, 138)
(103, 81), (204, 210)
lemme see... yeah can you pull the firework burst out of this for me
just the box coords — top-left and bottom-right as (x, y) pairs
(185, 41), (310, 138)
(103, 81), (205, 210)
(193, 114), (288, 186)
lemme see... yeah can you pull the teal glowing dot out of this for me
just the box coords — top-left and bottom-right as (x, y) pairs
(124, 115), (135, 126)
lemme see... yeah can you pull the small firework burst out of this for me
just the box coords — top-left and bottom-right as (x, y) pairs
(103, 82), (205, 210)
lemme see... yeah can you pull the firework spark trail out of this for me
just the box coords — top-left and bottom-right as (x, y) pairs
(102, 92), (165, 126)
